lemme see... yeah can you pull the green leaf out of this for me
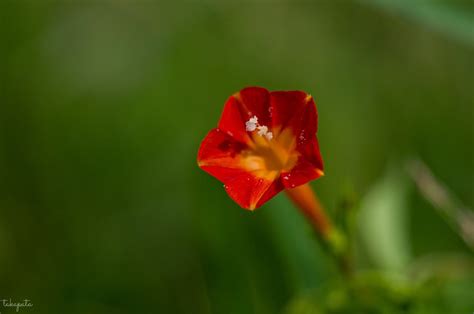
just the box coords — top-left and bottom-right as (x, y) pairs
(358, 166), (412, 272)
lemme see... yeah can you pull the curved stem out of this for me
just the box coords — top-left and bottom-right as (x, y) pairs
(285, 184), (332, 239)
(285, 183), (352, 277)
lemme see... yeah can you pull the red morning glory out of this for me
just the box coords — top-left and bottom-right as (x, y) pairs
(197, 87), (324, 210)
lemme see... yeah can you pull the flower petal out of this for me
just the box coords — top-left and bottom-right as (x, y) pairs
(281, 159), (324, 189)
(270, 91), (317, 138)
(297, 136), (324, 171)
(270, 91), (323, 189)
(255, 178), (285, 208)
(217, 96), (251, 144)
(224, 173), (278, 210)
(281, 137), (324, 189)
(296, 97), (318, 141)
(236, 86), (272, 127)
(197, 128), (247, 182)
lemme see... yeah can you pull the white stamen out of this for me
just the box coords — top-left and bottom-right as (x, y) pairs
(246, 122), (256, 131)
(245, 116), (258, 132)
(245, 115), (273, 140)
(257, 125), (268, 136)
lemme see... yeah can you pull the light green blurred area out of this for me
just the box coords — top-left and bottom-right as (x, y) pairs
(0, 1), (473, 313)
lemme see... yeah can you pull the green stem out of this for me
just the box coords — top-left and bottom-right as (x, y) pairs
(285, 184), (353, 278)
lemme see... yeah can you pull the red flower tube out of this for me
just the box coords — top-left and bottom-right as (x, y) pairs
(197, 86), (324, 210)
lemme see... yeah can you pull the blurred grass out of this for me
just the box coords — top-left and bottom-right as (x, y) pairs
(359, 0), (474, 45)
(0, 1), (473, 313)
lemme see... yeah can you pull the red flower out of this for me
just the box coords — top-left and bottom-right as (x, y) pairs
(197, 87), (324, 210)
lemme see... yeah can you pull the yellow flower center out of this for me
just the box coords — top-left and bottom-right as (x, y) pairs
(242, 128), (299, 180)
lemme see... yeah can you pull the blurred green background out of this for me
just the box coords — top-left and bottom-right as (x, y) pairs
(1, 1), (473, 313)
